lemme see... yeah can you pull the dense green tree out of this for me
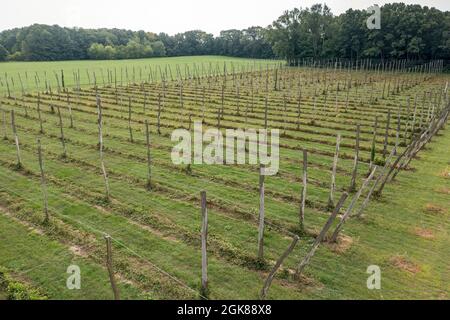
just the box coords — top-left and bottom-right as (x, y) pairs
(266, 3), (450, 62)
(151, 41), (166, 57)
(0, 44), (8, 61)
(0, 4), (448, 62)
(87, 43), (116, 60)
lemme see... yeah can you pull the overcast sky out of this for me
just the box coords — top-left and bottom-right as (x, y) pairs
(2, 0), (449, 35)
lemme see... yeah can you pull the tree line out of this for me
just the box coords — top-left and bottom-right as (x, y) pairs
(0, 3), (449, 62)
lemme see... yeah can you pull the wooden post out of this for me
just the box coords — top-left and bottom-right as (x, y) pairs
(258, 166), (265, 262)
(37, 139), (49, 223)
(11, 110), (22, 168)
(56, 106), (67, 158)
(2, 109), (7, 140)
(330, 167), (377, 242)
(299, 150), (307, 230)
(236, 83), (240, 115)
(219, 83), (225, 119)
(383, 110), (391, 158)
(201, 86), (206, 123)
(128, 97), (134, 143)
(355, 147), (397, 216)
(145, 120), (152, 190)
(296, 192), (348, 278)
(260, 235), (299, 300)
(157, 93), (162, 135)
(349, 124), (360, 192)
(403, 97), (411, 146)
(61, 70), (65, 91)
(369, 116), (378, 172)
(264, 95), (268, 129)
(37, 93), (44, 134)
(96, 95), (110, 200)
(216, 105), (221, 129)
(394, 105), (401, 155)
(22, 96), (29, 118)
(274, 68), (278, 91)
(104, 235), (120, 300)
(6, 77), (11, 98)
(296, 90), (302, 130)
(200, 191), (208, 297)
(328, 133), (341, 209)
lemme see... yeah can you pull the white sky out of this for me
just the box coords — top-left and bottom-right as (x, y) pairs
(2, 0), (449, 35)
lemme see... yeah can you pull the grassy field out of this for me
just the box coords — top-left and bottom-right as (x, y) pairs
(0, 57), (448, 299)
(0, 56), (281, 94)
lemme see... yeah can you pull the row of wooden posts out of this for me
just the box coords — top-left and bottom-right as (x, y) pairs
(1, 58), (440, 115)
(3, 76), (447, 219)
(2, 100), (448, 300)
(1, 78), (448, 300)
(2, 82), (447, 223)
(288, 58), (445, 75)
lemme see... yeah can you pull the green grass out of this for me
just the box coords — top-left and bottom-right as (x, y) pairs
(0, 61), (448, 299)
(0, 212), (143, 300)
(0, 56), (281, 94)
(305, 127), (450, 299)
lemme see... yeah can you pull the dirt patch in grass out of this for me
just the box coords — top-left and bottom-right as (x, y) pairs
(438, 292), (449, 300)
(260, 267), (323, 293)
(69, 245), (89, 258)
(424, 203), (446, 215)
(412, 227), (435, 240)
(435, 187), (450, 195)
(279, 271), (324, 292)
(326, 235), (354, 254)
(438, 167), (450, 179)
(389, 255), (421, 274)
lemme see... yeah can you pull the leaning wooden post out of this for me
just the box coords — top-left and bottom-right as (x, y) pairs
(299, 150), (307, 231)
(328, 133), (341, 209)
(104, 235), (120, 300)
(257, 166), (265, 262)
(145, 120), (152, 190)
(11, 110), (22, 168)
(96, 95), (110, 201)
(355, 147), (397, 217)
(349, 124), (360, 192)
(260, 235), (299, 300)
(200, 191), (208, 298)
(56, 106), (67, 158)
(330, 167), (377, 242)
(37, 139), (49, 224)
(296, 192), (348, 278)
